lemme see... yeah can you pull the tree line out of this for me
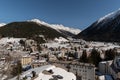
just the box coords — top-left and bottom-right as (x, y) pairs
(79, 48), (117, 67)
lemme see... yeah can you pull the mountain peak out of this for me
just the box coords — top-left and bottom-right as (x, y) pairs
(28, 19), (49, 26)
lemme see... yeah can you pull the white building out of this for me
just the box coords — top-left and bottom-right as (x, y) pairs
(99, 54), (120, 80)
(99, 60), (113, 74)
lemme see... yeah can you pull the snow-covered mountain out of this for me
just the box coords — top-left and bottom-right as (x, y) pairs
(77, 9), (120, 42)
(0, 21), (66, 39)
(0, 19), (81, 40)
(28, 19), (81, 35)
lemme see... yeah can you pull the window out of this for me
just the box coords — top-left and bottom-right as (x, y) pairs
(76, 65), (77, 68)
(88, 67), (91, 69)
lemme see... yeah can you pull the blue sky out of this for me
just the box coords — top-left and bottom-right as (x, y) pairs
(0, 0), (120, 30)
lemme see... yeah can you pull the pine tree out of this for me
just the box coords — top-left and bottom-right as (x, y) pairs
(19, 40), (25, 47)
(66, 63), (71, 72)
(79, 50), (88, 63)
(88, 48), (102, 67)
(37, 44), (42, 52)
(105, 48), (117, 60)
(11, 60), (22, 77)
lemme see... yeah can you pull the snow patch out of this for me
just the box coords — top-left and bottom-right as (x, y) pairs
(54, 37), (68, 43)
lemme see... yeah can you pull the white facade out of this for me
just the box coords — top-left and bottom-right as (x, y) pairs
(70, 64), (95, 80)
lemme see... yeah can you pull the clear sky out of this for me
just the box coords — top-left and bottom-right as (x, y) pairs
(0, 0), (120, 30)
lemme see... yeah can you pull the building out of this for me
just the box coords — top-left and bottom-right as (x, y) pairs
(52, 61), (95, 80)
(99, 60), (113, 74)
(21, 56), (32, 66)
(99, 54), (120, 80)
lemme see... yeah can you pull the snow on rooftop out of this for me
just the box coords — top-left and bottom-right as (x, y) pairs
(100, 61), (107, 64)
(99, 75), (113, 80)
(30, 51), (39, 55)
(99, 60), (113, 66)
(33, 59), (46, 63)
(10, 65), (76, 80)
(99, 75), (105, 80)
(35, 67), (76, 80)
(22, 55), (31, 58)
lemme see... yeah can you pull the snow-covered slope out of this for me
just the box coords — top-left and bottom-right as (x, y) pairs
(0, 23), (6, 27)
(97, 9), (120, 23)
(28, 19), (81, 35)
